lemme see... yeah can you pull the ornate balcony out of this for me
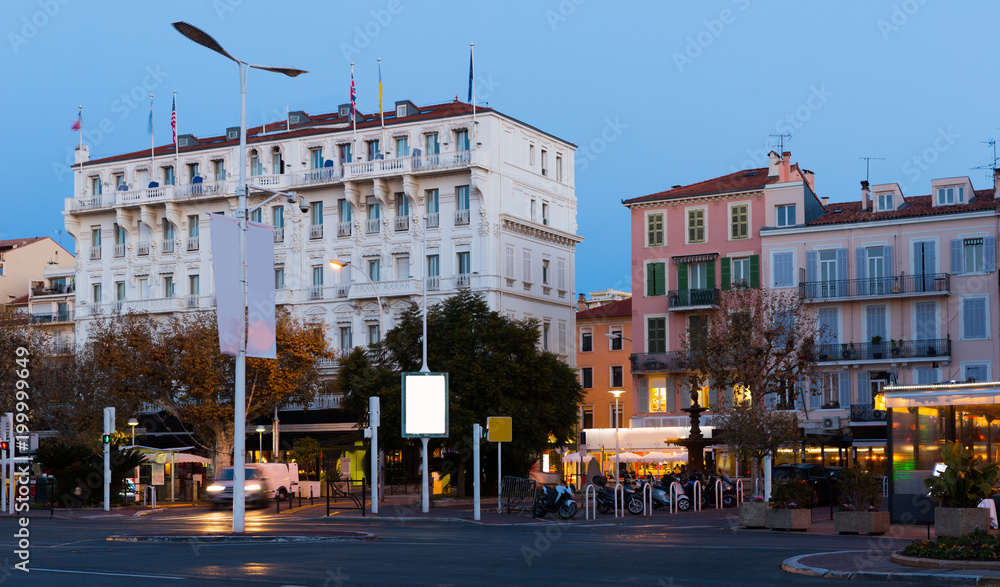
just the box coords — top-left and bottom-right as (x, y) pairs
(454, 209), (470, 226)
(630, 351), (690, 373)
(338, 221), (352, 237)
(667, 288), (720, 310)
(366, 218), (381, 234)
(394, 216), (410, 231)
(800, 273), (950, 302)
(814, 337), (951, 363)
(309, 224), (323, 240)
(273, 227), (285, 243)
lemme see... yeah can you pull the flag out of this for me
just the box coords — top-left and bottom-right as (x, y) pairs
(71, 108), (81, 131)
(171, 95), (177, 143)
(378, 59), (383, 119)
(147, 95), (153, 135)
(350, 69), (356, 119)
(468, 46), (474, 103)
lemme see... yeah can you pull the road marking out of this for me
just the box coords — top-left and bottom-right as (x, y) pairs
(33, 567), (186, 580)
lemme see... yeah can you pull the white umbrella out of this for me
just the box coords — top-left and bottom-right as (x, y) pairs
(616, 451), (642, 463)
(639, 451), (672, 463)
(561, 453), (594, 464)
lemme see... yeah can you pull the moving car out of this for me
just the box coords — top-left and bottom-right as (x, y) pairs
(207, 463), (299, 508)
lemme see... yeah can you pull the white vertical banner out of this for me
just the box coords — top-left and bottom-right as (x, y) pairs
(210, 214), (242, 356)
(246, 220), (276, 359)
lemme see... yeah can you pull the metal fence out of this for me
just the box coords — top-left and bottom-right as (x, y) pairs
(326, 479), (366, 517)
(499, 476), (536, 515)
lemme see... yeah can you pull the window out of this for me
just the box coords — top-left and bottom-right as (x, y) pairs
(951, 237), (995, 274)
(688, 315), (708, 352)
(582, 407), (594, 429)
(339, 327), (353, 350)
(688, 262), (707, 290)
(647, 317), (667, 353)
(523, 250), (532, 281)
(529, 144), (535, 167)
(649, 377), (669, 412)
(249, 151), (261, 176)
(395, 193), (409, 217)
(505, 246), (515, 278)
(687, 209), (705, 243)
(965, 238), (984, 273)
(937, 186), (965, 205)
(91, 177), (102, 195)
(776, 204), (796, 227)
(250, 209), (262, 223)
(646, 261), (665, 296)
(312, 266), (324, 286)
(541, 149), (548, 176)
(556, 154), (563, 181)
(558, 321), (567, 354)
(163, 276), (174, 298)
(339, 144), (352, 166)
(92, 283), (102, 304)
(275, 268), (285, 290)
(818, 372), (841, 406)
(368, 259), (381, 282)
(91, 227), (102, 247)
(580, 367), (593, 389)
(272, 206), (284, 228)
(609, 327), (623, 350)
(425, 133), (439, 155)
(915, 367), (939, 385)
(114, 173), (126, 189)
(730, 257), (750, 287)
(772, 251), (794, 287)
(964, 363), (989, 383)
(426, 189), (439, 227)
(214, 160), (226, 180)
(611, 366), (624, 387)
(647, 213), (664, 246)
(427, 254), (440, 277)
(865, 305), (887, 341)
(817, 308), (838, 346)
(310, 148), (324, 169)
(455, 130), (469, 151)
(311, 201), (323, 226)
(876, 192), (893, 211)
(542, 202), (549, 226)
(339, 199), (352, 222)
(542, 322), (550, 350)
(395, 255), (410, 280)
(914, 301), (937, 340)
(557, 259), (566, 290)
(542, 259), (550, 285)
(367, 140), (380, 161)
(272, 148), (283, 174)
(116, 281), (126, 300)
(730, 204), (749, 239)
(530, 199), (537, 222)
(395, 137), (409, 158)
(457, 252), (471, 276)
(581, 330), (593, 352)
(367, 199), (380, 220)
(962, 296), (989, 339)
(368, 324), (380, 345)
(188, 275), (199, 296)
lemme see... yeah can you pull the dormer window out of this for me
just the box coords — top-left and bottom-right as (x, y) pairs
(937, 186), (965, 205)
(876, 193), (893, 211)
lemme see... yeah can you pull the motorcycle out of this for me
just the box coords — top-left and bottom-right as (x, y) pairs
(533, 484), (578, 519)
(639, 475), (691, 511)
(703, 473), (738, 508)
(591, 475), (644, 515)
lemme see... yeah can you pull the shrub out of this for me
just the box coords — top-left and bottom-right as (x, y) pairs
(903, 529), (1000, 560)
(925, 442), (1000, 508)
(769, 477), (814, 509)
(838, 467), (882, 511)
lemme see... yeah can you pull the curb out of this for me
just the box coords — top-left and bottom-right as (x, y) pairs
(782, 552), (987, 585)
(107, 532), (377, 543)
(314, 514), (553, 526)
(892, 552), (1000, 571)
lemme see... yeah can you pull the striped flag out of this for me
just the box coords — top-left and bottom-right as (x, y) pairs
(350, 68), (356, 119)
(147, 95), (154, 135)
(171, 95), (177, 143)
(378, 59), (383, 121)
(71, 107), (81, 131)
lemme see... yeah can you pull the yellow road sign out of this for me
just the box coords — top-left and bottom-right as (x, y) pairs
(487, 416), (512, 442)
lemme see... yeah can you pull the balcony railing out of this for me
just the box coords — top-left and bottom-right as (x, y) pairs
(161, 239), (175, 254)
(308, 285), (324, 300)
(426, 276), (440, 291)
(291, 167), (341, 187)
(118, 185), (172, 205)
(667, 288), (720, 309)
(850, 404), (887, 422)
(339, 150), (474, 181)
(350, 279), (420, 299)
(394, 216), (410, 231)
(800, 273), (950, 301)
(137, 242), (150, 256)
(335, 284), (350, 298)
(113, 244), (126, 258)
(338, 221), (352, 237)
(185, 294), (200, 309)
(283, 393), (342, 411)
(121, 297), (184, 314)
(30, 311), (74, 324)
(187, 237), (200, 251)
(630, 351), (690, 373)
(247, 174), (288, 189)
(273, 227), (285, 243)
(309, 224), (323, 240)
(454, 209), (470, 226)
(456, 273), (471, 288)
(89, 246), (101, 260)
(814, 338), (951, 362)
(426, 212), (440, 228)
(175, 180), (230, 199)
(112, 300), (125, 314)
(366, 218), (381, 234)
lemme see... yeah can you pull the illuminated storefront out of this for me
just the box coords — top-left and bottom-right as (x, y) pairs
(884, 381), (1000, 523)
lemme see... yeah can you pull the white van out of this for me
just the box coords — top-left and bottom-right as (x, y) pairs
(207, 463), (299, 507)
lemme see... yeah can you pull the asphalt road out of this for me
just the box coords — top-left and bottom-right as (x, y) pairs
(0, 506), (914, 586)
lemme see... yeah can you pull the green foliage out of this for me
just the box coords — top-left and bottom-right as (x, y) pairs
(292, 436), (323, 480)
(925, 442), (1000, 508)
(713, 398), (798, 489)
(34, 441), (145, 507)
(339, 291), (584, 491)
(769, 477), (814, 510)
(903, 529), (1000, 560)
(838, 467), (883, 511)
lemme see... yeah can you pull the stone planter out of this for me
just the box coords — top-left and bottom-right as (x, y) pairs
(766, 508), (811, 531)
(834, 510), (890, 535)
(739, 501), (768, 528)
(935, 507), (990, 537)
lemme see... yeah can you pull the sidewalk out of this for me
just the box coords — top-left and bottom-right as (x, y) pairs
(783, 550), (1000, 585)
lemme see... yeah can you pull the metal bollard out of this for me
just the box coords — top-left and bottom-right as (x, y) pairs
(735, 479), (744, 506)
(585, 486), (597, 520)
(642, 482), (652, 516)
(693, 481), (702, 512)
(613, 484), (625, 519)
(715, 480), (723, 510)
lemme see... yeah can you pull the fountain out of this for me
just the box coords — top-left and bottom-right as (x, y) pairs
(668, 383), (716, 474)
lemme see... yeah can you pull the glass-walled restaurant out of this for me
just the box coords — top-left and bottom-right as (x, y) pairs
(885, 381), (1000, 523)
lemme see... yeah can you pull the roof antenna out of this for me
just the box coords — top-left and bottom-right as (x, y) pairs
(859, 156), (885, 183)
(768, 133), (791, 153)
(971, 139), (998, 180)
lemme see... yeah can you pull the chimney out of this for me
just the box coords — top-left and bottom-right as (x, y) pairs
(577, 293), (587, 311)
(821, 196), (829, 206)
(861, 180), (871, 211)
(994, 168), (1000, 200)
(803, 169), (815, 192)
(779, 151), (791, 182)
(767, 151), (781, 176)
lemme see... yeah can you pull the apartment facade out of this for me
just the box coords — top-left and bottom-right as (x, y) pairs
(0, 237), (74, 306)
(63, 98), (581, 450)
(576, 297), (632, 430)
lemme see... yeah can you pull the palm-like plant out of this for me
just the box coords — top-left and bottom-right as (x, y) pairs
(925, 442), (1000, 508)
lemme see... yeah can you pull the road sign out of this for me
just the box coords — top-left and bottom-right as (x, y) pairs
(487, 417), (511, 442)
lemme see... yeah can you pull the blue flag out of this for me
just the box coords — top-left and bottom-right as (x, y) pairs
(147, 96), (153, 135)
(467, 48), (474, 103)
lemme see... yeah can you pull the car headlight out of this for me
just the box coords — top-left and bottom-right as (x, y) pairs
(245, 484), (261, 491)
(207, 484), (224, 492)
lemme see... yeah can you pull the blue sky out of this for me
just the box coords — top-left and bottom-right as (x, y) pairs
(3, 1), (1000, 295)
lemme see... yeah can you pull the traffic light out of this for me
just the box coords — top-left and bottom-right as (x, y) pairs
(0, 441), (7, 452)
(102, 434), (112, 444)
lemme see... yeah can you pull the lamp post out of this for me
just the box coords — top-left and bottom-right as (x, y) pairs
(172, 21), (306, 533)
(609, 389), (625, 485)
(128, 418), (139, 447)
(329, 260), (384, 343)
(256, 425), (265, 463)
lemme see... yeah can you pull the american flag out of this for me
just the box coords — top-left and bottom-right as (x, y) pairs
(171, 95), (177, 143)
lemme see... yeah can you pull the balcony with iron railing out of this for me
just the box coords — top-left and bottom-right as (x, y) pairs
(454, 209), (470, 226)
(338, 221), (352, 237)
(309, 224), (323, 240)
(185, 294), (200, 309)
(273, 227), (285, 243)
(366, 218), (381, 234)
(426, 276), (440, 291)
(630, 351), (690, 373)
(394, 216), (410, 231)
(113, 244), (126, 258)
(30, 310), (74, 324)
(308, 285), (324, 300)
(800, 273), (950, 302)
(455, 273), (471, 288)
(814, 337), (951, 363)
(186, 237), (200, 251)
(335, 284), (350, 298)
(426, 212), (440, 228)
(667, 288), (720, 310)
(89, 246), (101, 260)
(161, 239), (175, 254)
(137, 241), (150, 256)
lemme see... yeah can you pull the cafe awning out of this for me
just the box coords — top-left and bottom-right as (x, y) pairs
(883, 381), (1000, 408)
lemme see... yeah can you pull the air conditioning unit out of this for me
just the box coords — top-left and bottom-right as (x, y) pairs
(822, 416), (840, 430)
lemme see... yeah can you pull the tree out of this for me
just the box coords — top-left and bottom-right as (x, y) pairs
(291, 436), (323, 480)
(83, 309), (334, 472)
(712, 398), (798, 494)
(339, 291), (583, 495)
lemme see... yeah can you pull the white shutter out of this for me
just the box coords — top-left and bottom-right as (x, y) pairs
(637, 379), (649, 414)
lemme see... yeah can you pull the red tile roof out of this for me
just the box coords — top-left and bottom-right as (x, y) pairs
(809, 190), (998, 226)
(0, 237), (47, 251)
(624, 168), (777, 206)
(577, 297), (632, 320)
(82, 101), (496, 167)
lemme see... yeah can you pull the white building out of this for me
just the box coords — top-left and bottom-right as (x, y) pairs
(64, 99), (581, 376)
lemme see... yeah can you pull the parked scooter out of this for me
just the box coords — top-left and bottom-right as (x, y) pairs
(703, 473), (738, 508)
(534, 484), (578, 519)
(591, 475), (644, 515)
(638, 475), (691, 511)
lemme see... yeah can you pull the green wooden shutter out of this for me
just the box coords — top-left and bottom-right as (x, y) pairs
(750, 254), (760, 288)
(720, 258), (731, 291)
(707, 261), (716, 289)
(677, 262), (688, 292)
(646, 263), (655, 296)
(655, 262), (665, 295)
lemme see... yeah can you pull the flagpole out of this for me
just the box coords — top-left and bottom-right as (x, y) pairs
(173, 91), (179, 181)
(149, 94), (155, 186)
(286, 105), (290, 132)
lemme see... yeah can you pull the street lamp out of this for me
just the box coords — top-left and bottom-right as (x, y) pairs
(609, 389), (625, 485)
(128, 418), (139, 447)
(256, 425), (266, 463)
(329, 260), (384, 344)
(172, 20), (306, 534)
